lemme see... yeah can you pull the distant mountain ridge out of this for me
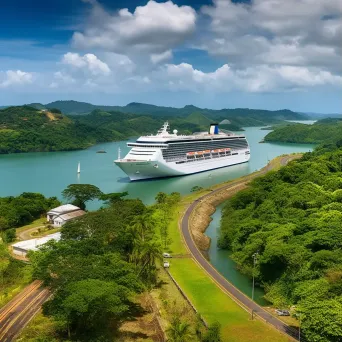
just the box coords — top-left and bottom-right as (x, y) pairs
(26, 100), (308, 127)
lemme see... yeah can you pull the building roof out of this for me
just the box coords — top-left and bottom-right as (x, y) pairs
(47, 204), (80, 215)
(12, 232), (61, 252)
(57, 210), (86, 221)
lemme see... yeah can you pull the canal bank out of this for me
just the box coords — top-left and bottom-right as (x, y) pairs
(167, 155), (301, 342)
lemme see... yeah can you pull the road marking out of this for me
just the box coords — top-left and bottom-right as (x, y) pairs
(0, 281), (42, 321)
(0, 288), (49, 341)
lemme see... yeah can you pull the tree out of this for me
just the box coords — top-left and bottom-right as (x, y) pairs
(191, 186), (203, 192)
(202, 322), (222, 342)
(166, 316), (193, 342)
(3, 228), (16, 243)
(62, 184), (103, 210)
(155, 192), (167, 204)
(100, 191), (128, 206)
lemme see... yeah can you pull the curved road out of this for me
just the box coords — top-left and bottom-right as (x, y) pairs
(181, 156), (300, 341)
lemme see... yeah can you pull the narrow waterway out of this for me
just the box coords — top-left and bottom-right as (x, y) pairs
(205, 203), (269, 305)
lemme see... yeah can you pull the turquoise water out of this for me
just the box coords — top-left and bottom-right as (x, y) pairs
(205, 203), (268, 305)
(0, 126), (314, 304)
(0, 127), (313, 207)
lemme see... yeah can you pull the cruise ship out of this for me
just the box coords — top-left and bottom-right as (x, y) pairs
(115, 122), (250, 181)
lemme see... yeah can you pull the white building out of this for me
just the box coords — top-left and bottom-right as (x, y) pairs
(47, 204), (85, 227)
(12, 232), (61, 257)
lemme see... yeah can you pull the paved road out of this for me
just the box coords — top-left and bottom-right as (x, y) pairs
(0, 281), (51, 342)
(181, 156), (300, 341)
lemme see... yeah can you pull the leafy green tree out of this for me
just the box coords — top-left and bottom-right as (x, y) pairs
(155, 192), (167, 204)
(202, 322), (221, 342)
(3, 228), (16, 243)
(62, 184), (103, 210)
(166, 316), (193, 342)
(100, 191), (128, 206)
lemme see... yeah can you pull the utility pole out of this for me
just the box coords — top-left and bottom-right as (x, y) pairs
(251, 252), (259, 319)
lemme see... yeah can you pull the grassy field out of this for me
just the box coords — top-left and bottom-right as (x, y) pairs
(169, 259), (291, 342)
(15, 218), (46, 233)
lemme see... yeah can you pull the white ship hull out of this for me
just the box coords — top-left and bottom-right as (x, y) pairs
(115, 150), (250, 181)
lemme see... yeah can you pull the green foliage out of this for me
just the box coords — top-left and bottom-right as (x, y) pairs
(219, 146), (342, 340)
(166, 316), (193, 342)
(0, 106), (114, 154)
(202, 322), (222, 342)
(31, 192), (179, 339)
(191, 186), (204, 192)
(62, 184), (103, 210)
(3, 228), (16, 243)
(264, 118), (342, 144)
(0, 192), (60, 230)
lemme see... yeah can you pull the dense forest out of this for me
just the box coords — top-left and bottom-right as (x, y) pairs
(0, 106), (115, 153)
(0, 106), (208, 154)
(0, 193), (60, 231)
(28, 191), (211, 341)
(0, 103), (311, 154)
(219, 141), (342, 342)
(264, 118), (342, 144)
(31, 99), (307, 124)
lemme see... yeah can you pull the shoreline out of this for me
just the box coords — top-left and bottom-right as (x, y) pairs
(187, 154), (303, 252)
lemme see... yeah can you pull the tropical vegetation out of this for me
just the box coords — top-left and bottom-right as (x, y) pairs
(0, 192), (60, 231)
(264, 118), (342, 145)
(29, 190), (185, 340)
(219, 140), (342, 341)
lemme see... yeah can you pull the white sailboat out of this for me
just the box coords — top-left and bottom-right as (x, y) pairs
(77, 162), (81, 174)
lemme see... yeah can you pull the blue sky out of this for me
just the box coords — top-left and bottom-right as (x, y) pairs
(0, 0), (341, 113)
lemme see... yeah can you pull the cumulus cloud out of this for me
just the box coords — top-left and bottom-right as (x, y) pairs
(62, 52), (110, 75)
(0, 70), (33, 87)
(201, 0), (342, 73)
(150, 50), (173, 64)
(157, 63), (342, 93)
(72, 0), (196, 58)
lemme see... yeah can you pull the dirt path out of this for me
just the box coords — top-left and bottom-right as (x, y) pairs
(17, 226), (45, 241)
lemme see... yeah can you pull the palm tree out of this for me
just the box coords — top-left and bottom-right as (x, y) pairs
(131, 214), (155, 241)
(166, 316), (193, 342)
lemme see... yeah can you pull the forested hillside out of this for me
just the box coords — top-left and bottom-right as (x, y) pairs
(264, 118), (342, 144)
(29, 100), (307, 126)
(0, 106), (114, 153)
(219, 141), (342, 341)
(0, 106), (206, 154)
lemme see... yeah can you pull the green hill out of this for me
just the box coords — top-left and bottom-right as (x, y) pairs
(38, 100), (308, 127)
(185, 112), (212, 126)
(264, 118), (342, 144)
(0, 106), (114, 153)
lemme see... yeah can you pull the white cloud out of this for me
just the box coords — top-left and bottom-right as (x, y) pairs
(201, 0), (342, 73)
(72, 0), (196, 57)
(157, 63), (342, 93)
(0, 70), (33, 87)
(150, 50), (173, 64)
(62, 52), (110, 75)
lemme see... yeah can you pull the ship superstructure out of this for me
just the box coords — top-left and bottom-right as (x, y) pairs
(115, 122), (250, 180)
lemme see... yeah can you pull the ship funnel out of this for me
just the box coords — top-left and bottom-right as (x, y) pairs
(209, 123), (219, 135)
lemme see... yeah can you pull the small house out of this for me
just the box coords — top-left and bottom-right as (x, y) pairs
(47, 204), (85, 227)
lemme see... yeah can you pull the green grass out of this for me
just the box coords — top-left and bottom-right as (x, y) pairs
(16, 218), (46, 233)
(169, 259), (291, 342)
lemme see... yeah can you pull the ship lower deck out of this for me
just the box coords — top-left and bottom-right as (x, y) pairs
(115, 150), (250, 181)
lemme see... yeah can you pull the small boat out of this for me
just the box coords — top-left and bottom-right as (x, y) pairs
(77, 162), (81, 174)
(96, 150), (107, 153)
